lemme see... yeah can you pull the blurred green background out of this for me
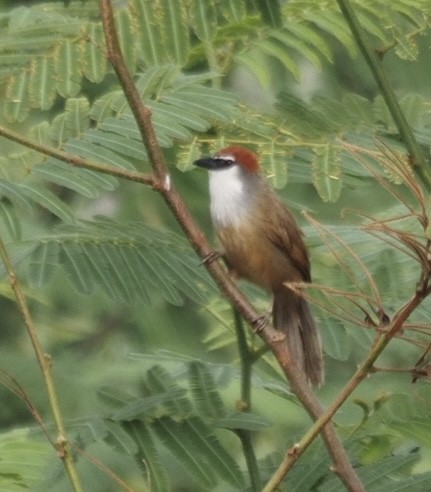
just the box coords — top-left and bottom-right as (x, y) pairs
(0, 1), (431, 490)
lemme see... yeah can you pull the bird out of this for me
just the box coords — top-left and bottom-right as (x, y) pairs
(194, 145), (324, 386)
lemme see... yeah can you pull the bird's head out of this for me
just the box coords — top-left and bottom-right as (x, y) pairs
(194, 145), (260, 174)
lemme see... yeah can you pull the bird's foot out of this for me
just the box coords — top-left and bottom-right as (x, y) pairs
(251, 312), (271, 333)
(201, 250), (222, 265)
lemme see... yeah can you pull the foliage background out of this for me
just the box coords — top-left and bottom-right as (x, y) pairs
(0, 0), (431, 490)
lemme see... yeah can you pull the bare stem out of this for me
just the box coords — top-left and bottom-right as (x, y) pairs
(233, 309), (261, 490)
(0, 239), (83, 492)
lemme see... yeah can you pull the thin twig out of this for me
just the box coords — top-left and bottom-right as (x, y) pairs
(0, 125), (154, 186)
(0, 239), (83, 492)
(0, 370), (55, 448)
(74, 447), (134, 492)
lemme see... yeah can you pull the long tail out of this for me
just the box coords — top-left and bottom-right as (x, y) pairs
(273, 287), (324, 387)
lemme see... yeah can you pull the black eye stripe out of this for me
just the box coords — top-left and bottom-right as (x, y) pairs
(194, 156), (235, 170)
(214, 158), (234, 168)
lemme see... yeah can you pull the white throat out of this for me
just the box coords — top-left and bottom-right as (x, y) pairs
(208, 165), (255, 228)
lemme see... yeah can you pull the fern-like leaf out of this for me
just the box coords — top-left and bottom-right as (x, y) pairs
(188, 361), (226, 420)
(23, 219), (217, 304)
(121, 420), (170, 492)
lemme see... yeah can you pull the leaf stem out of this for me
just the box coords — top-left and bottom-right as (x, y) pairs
(0, 239), (83, 492)
(336, 0), (431, 189)
(232, 308), (261, 490)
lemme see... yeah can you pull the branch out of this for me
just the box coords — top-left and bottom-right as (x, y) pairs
(0, 125), (154, 186)
(336, 0), (431, 189)
(0, 239), (83, 492)
(264, 282), (428, 489)
(99, 1), (365, 490)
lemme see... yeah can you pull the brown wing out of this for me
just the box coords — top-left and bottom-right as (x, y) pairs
(259, 191), (311, 282)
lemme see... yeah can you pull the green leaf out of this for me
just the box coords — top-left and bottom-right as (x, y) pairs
(153, 416), (243, 488)
(186, 417), (244, 488)
(65, 137), (136, 171)
(133, 0), (166, 66)
(31, 218), (217, 304)
(188, 361), (226, 420)
(258, 38), (301, 80)
(64, 97), (90, 137)
(376, 393), (431, 448)
(103, 420), (139, 455)
(219, 0), (246, 23)
(312, 143), (342, 202)
(342, 93), (375, 128)
(4, 70), (31, 123)
(55, 40), (82, 97)
(29, 56), (57, 110)
(60, 240), (95, 295)
(0, 200), (21, 240)
(82, 22), (107, 83)
(50, 113), (73, 145)
(373, 95), (396, 132)
(177, 138), (201, 171)
(144, 365), (192, 416)
(307, 10), (357, 58)
(84, 127), (148, 161)
(399, 93), (425, 129)
(269, 30), (323, 71)
(27, 240), (60, 288)
(122, 420), (169, 492)
(265, 145), (288, 189)
(256, 0), (282, 28)
(319, 317), (350, 361)
(216, 412), (271, 431)
(276, 92), (330, 138)
(147, 101), (210, 132)
(375, 470), (431, 492)
(160, 86), (236, 122)
(160, 0), (190, 65)
(320, 452), (420, 492)
(110, 389), (189, 421)
(395, 35), (419, 61)
(286, 22), (334, 63)
(18, 182), (76, 222)
(0, 180), (33, 212)
(34, 159), (107, 199)
(190, 0), (217, 41)
(115, 8), (137, 72)
(235, 46), (272, 87)
(0, 428), (52, 491)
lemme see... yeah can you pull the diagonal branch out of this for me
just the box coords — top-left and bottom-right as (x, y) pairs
(99, 1), (365, 490)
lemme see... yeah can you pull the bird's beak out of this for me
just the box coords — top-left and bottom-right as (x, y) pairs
(194, 156), (234, 170)
(194, 157), (217, 170)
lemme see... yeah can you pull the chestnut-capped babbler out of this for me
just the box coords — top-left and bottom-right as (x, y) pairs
(194, 145), (324, 386)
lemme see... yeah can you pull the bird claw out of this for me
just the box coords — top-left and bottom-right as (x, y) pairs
(252, 313), (271, 333)
(201, 250), (222, 265)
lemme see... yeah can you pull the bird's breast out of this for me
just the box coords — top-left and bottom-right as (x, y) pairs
(216, 222), (301, 291)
